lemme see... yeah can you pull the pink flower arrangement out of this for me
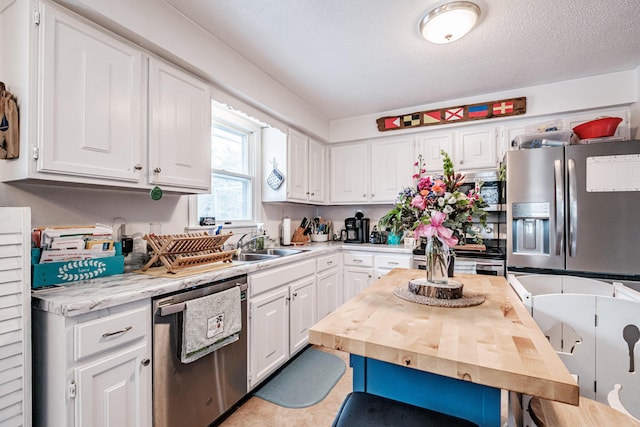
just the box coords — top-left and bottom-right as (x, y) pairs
(379, 151), (488, 248)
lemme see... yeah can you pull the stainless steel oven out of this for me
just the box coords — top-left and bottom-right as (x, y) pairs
(152, 275), (248, 427)
(413, 254), (505, 276)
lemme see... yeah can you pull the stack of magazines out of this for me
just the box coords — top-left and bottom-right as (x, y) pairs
(33, 224), (115, 263)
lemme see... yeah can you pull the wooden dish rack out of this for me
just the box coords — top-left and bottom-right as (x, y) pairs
(142, 232), (235, 273)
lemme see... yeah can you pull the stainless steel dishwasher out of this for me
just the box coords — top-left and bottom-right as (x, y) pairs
(152, 274), (248, 427)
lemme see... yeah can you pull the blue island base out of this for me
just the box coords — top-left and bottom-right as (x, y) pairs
(350, 355), (502, 427)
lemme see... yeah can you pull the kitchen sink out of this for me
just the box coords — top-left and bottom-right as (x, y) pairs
(232, 248), (307, 262)
(233, 253), (279, 262)
(250, 248), (306, 256)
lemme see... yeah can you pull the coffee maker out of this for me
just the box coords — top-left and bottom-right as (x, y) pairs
(344, 212), (370, 244)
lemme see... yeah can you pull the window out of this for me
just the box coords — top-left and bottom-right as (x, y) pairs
(191, 103), (261, 228)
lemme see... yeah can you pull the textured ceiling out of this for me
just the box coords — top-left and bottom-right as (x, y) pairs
(165, 0), (640, 121)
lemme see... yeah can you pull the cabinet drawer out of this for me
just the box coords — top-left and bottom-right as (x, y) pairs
(343, 253), (374, 267)
(249, 258), (315, 297)
(375, 255), (411, 269)
(74, 306), (148, 361)
(316, 254), (340, 272)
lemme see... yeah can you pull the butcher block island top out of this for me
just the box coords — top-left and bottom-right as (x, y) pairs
(309, 268), (579, 406)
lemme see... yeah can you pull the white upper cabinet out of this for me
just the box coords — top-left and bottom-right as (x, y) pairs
(307, 138), (325, 202)
(330, 143), (368, 203)
(454, 127), (497, 170)
(370, 137), (415, 202)
(1, 3), (211, 193)
(39, 3), (144, 183)
(286, 128), (309, 201)
(416, 133), (454, 173)
(148, 58), (211, 191)
(330, 137), (414, 204)
(262, 128), (326, 204)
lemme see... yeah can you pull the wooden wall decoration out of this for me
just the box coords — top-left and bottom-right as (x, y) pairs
(376, 96), (526, 132)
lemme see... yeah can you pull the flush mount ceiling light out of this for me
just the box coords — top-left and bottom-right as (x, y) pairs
(419, 1), (480, 44)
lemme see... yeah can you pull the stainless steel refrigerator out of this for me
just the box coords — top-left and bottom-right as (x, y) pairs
(507, 140), (640, 278)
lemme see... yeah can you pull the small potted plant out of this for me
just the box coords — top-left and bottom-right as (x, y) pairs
(378, 204), (415, 245)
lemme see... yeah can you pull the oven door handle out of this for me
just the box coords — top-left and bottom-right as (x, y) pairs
(158, 283), (248, 317)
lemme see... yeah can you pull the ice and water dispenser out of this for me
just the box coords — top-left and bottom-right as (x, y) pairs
(511, 202), (551, 255)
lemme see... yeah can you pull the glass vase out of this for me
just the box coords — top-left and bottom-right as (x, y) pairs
(426, 237), (450, 284)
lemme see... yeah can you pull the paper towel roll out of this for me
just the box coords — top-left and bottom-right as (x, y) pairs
(282, 218), (291, 246)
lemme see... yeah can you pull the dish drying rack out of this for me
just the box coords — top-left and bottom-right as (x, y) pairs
(142, 232), (235, 273)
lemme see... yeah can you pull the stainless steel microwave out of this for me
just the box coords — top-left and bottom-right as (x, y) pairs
(458, 170), (505, 211)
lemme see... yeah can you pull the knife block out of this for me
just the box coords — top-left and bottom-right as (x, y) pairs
(291, 227), (309, 245)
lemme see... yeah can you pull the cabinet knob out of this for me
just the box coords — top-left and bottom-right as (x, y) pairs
(134, 164), (142, 171)
(459, 159), (463, 164)
(306, 191), (310, 195)
(153, 167), (162, 173)
(363, 194), (366, 198)
(371, 194), (374, 197)
(141, 358), (150, 367)
(310, 192), (315, 196)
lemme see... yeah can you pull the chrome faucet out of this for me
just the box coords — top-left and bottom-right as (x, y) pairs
(236, 233), (269, 252)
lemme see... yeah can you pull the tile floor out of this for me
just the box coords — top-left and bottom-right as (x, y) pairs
(218, 346), (351, 427)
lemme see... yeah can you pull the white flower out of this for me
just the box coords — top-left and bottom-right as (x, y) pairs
(443, 205), (454, 214)
(438, 197), (445, 207)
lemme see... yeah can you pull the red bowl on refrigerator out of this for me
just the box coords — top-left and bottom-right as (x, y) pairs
(572, 117), (623, 139)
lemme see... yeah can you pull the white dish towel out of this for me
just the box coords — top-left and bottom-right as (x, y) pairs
(181, 286), (241, 363)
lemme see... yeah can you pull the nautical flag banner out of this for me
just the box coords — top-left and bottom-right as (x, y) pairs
(403, 113), (420, 127)
(376, 97), (526, 131)
(445, 107), (464, 121)
(384, 117), (401, 129)
(423, 111), (441, 124)
(468, 104), (489, 118)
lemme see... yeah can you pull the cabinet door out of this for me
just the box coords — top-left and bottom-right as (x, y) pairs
(148, 58), (211, 191)
(455, 128), (497, 170)
(317, 269), (341, 320)
(249, 288), (289, 387)
(308, 138), (325, 203)
(370, 137), (415, 202)
(39, 4), (143, 183)
(289, 276), (316, 355)
(286, 129), (309, 201)
(343, 267), (374, 301)
(417, 133), (454, 173)
(330, 144), (368, 203)
(76, 342), (151, 427)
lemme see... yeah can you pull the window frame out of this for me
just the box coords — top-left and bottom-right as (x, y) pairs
(188, 102), (262, 230)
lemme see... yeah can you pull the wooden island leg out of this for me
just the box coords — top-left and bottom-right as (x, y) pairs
(350, 355), (502, 427)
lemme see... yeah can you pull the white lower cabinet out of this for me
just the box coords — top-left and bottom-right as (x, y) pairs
(316, 253), (342, 320)
(375, 253), (413, 278)
(248, 259), (316, 389)
(343, 253), (375, 301)
(32, 299), (152, 427)
(76, 343), (149, 427)
(289, 276), (317, 355)
(249, 287), (289, 388)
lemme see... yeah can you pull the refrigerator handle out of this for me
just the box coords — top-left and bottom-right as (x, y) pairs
(554, 159), (564, 256)
(567, 158), (577, 256)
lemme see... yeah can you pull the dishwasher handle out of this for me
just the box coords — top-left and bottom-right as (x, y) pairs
(158, 282), (248, 317)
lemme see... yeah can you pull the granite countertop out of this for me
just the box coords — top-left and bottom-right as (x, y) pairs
(309, 269), (580, 406)
(31, 241), (413, 317)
